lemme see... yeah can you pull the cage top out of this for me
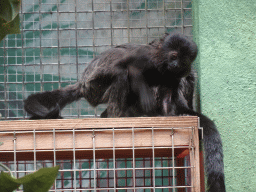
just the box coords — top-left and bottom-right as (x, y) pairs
(0, 116), (199, 131)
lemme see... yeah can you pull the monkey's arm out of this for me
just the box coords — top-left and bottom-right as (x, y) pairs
(128, 65), (156, 113)
(102, 49), (156, 114)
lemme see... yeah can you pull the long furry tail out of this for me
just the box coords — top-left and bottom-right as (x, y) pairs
(176, 106), (225, 192)
(199, 114), (226, 192)
(24, 82), (83, 119)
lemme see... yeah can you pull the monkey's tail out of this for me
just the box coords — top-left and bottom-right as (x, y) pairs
(24, 82), (83, 119)
(198, 114), (226, 192)
(184, 110), (225, 191)
(177, 107), (225, 192)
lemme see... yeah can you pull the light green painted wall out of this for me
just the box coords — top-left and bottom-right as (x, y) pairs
(193, 0), (256, 191)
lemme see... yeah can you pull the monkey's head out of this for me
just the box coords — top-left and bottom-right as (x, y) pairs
(161, 33), (198, 78)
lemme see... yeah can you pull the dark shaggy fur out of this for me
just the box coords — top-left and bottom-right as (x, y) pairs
(24, 33), (225, 192)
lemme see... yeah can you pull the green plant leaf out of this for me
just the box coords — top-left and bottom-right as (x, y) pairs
(0, 0), (21, 21)
(17, 166), (60, 192)
(0, 0), (13, 22)
(9, 0), (21, 19)
(0, 0), (21, 42)
(0, 172), (21, 192)
(0, 13), (20, 41)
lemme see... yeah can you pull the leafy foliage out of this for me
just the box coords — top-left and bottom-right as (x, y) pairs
(0, 166), (59, 192)
(0, 0), (21, 41)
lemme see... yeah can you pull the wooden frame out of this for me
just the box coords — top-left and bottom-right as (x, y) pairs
(0, 116), (201, 192)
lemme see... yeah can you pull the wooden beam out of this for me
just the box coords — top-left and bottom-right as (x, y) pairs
(0, 116), (199, 131)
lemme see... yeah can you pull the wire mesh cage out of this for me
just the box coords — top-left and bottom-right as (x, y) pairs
(0, 116), (201, 191)
(0, 0), (193, 120)
(0, 0), (200, 191)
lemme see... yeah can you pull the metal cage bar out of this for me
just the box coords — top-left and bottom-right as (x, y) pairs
(0, 116), (200, 191)
(0, 0), (193, 120)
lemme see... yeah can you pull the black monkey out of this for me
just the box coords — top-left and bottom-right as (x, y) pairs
(99, 35), (225, 192)
(24, 33), (225, 191)
(100, 33), (197, 117)
(100, 35), (225, 192)
(25, 33), (196, 118)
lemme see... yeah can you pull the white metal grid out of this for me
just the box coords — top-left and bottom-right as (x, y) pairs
(0, 117), (199, 191)
(0, 0), (193, 119)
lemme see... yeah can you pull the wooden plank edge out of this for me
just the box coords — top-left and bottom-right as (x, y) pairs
(0, 116), (199, 131)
